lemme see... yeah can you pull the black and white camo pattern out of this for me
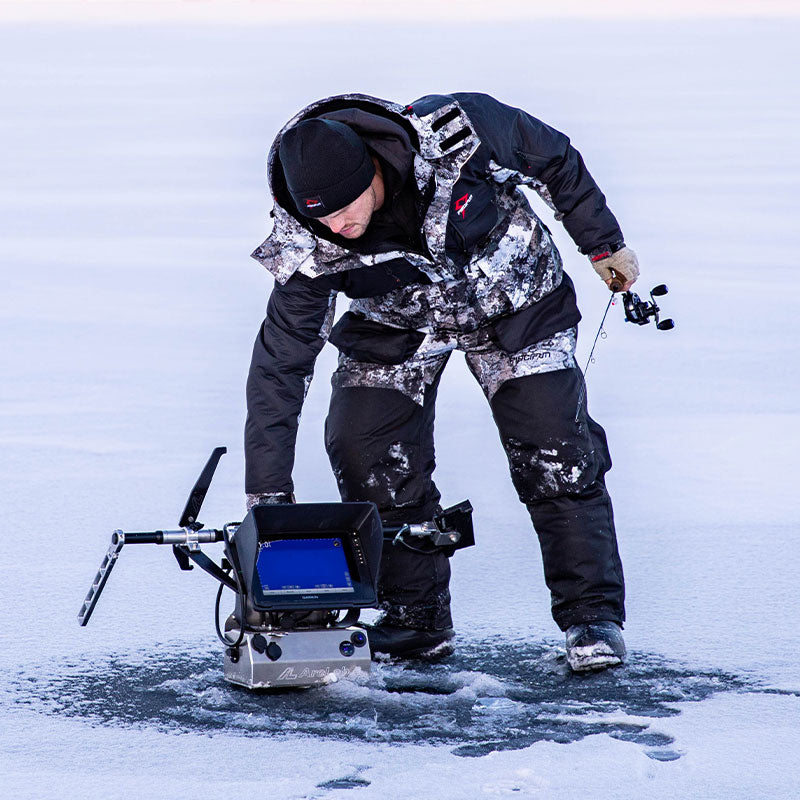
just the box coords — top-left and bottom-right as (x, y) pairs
(252, 94), (564, 307)
(333, 326), (577, 405)
(487, 158), (563, 219)
(465, 328), (577, 402)
(253, 94), (571, 403)
(348, 188), (563, 330)
(408, 101), (480, 281)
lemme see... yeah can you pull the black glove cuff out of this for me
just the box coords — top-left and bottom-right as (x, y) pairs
(586, 240), (626, 262)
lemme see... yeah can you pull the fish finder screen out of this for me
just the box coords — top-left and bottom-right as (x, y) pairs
(256, 537), (355, 594)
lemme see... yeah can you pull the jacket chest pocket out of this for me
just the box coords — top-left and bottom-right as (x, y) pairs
(447, 179), (498, 254)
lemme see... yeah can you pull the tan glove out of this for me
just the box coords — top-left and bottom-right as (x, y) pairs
(590, 246), (640, 292)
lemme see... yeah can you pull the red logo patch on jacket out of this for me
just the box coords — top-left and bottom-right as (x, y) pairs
(455, 193), (473, 218)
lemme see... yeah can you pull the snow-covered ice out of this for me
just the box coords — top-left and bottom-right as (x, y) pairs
(1, 9), (799, 799)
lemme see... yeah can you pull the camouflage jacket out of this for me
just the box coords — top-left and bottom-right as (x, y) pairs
(245, 93), (624, 494)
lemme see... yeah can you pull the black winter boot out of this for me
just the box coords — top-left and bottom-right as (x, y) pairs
(362, 622), (455, 661)
(565, 621), (626, 672)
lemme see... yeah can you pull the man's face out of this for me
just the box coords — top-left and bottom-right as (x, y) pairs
(316, 184), (378, 239)
(315, 162), (384, 239)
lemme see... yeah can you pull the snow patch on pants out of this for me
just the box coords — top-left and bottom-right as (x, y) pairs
(364, 441), (416, 506)
(504, 437), (593, 500)
(377, 588), (453, 630)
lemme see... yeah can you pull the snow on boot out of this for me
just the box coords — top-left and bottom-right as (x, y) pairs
(565, 621), (626, 672)
(363, 624), (455, 661)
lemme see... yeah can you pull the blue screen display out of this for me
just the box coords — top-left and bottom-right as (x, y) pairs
(256, 537), (354, 594)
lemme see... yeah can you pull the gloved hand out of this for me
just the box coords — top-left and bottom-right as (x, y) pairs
(590, 245), (640, 292)
(246, 491), (296, 510)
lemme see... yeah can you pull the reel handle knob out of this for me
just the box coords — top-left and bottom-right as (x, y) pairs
(651, 284), (669, 297)
(657, 319), (675, 330)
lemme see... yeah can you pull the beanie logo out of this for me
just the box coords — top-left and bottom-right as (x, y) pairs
(454, 193), (473, 219)
(304, 196), (324, 210)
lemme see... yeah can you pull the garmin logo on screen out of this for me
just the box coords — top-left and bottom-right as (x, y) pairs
(301, 595), (320, 600)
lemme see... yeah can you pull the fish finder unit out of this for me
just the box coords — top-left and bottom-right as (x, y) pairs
(230, 503), (383, 613)
(78, 448), (474, 689)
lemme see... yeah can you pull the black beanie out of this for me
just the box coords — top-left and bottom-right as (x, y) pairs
(279, 119), (375, 218)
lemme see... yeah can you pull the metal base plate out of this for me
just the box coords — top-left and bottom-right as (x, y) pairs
(223, 627), (371, 689)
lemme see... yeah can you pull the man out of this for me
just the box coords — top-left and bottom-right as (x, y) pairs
(245, 93), (637, 671)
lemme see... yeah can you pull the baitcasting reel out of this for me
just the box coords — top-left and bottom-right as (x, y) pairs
(622, 284), (675, 330)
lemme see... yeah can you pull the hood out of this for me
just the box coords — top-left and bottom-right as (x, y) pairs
(267, 94), (420, 228)
(252, 93), (481, 285)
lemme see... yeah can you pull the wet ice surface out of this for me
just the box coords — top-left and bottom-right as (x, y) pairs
(12, 636), (786, 764)
(2, 10), (800, 799)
